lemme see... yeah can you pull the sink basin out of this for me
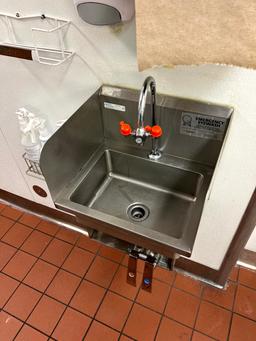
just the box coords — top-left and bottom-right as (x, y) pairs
(71, 149), (203, 240)
(40, 85), (232, 258)
(55, 144), (211, 256)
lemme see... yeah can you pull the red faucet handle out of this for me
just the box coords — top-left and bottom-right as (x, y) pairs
(145, 125), (152, 133)
(120, 121), (132, 136)
(151, 125), (163, 138)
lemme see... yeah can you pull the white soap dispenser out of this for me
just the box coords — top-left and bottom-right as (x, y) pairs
(16, 108), (41, 162)
(73, 0), (135, 25)
(38, 119), (51, 149)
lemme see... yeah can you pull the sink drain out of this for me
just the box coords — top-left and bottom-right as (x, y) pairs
(127, 203), (150, 222)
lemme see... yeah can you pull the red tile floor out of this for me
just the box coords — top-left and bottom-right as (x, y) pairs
(0, 202), (256, 340)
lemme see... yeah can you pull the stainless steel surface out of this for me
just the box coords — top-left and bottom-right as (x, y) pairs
(138, 76), (156, 129)
(101, 86), (232, 167)
(127, 203), (150, 222)
(55, 146), (212, 257)
(148, 149), (162, 161)
(40, 90), (103, 200)
(138, 76), (161, 160)
(129, 76), (161, 159)
(70, 149), (203, 240)
(41, 85), (233, 259)
(127, 247), (158, 291)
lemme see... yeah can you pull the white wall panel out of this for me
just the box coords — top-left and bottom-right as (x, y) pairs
(0, 0), (255, 268)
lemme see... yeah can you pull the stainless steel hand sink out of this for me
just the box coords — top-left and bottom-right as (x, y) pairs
(40, 85), (232, 259)
(52, 144), (212, 257)
(71, 149), (203, 240)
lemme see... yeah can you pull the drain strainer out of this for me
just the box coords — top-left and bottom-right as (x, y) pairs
(127, 203), (150, 222)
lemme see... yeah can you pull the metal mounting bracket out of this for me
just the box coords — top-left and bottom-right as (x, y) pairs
(127, 246), (159, 291)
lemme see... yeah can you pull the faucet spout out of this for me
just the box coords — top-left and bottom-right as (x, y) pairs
(119, 76), (162, 160)
(137, 76), (162, 160)
(138, 76), (156, 130)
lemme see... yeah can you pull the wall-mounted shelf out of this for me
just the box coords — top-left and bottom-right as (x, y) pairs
(0, 13), (74, 65)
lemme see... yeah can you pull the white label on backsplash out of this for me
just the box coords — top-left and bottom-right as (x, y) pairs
(180, 112), (227, 141)
(104, 102), (126, 112)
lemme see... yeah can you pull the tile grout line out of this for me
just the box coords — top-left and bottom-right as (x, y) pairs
(76, 249), (108, 340)
(11, 205), (239, 291)
(22, 239), (79, 337)
(18, 223), (55, 258)
(0, 216), (19, 237)
(17, 210), (42, 230)
(1, 206), (57, 340)
(2, 208), (256, 340)
(190, 281), (205, 341)
(0, 213), (28, 252)
(8, 310), (51, 340)
(81, 254), (124, 340)
(49, 236), (123, 339)
(8, 315), (24, 341)
(1, 219), (47, 323)
(1, 208), (80, 251)
(1, 210), (191, 288)
(2, 248), (255, 337)
(1, 223), (128, 272)
(11, 231), (77, 340)
(194, 284), (234, 341)
(1, 231), (187, 295)
(2, 258), (137, 317)
(1, 240), (240, 340)
(1, 208), (24, 223)
(0, 215), (56, 279)
(0, 201), (76, 236)
(226, 275), (240, 340)
(192, 279), (239, 341)
(160, 275), (205, 340)
(0, 216), (95, 280)
(0, 212), (53, 276)
(7, 219), (79, 339)
(3, 295), (222, 341)
(0, 239), (90, 275)
(118, 267), (141, 339)
(152, 271), (177, 340)
(3, 268), (256, 338)
(227, 314), (235, 341)
(117, 263), (166, 341)
(49, 239), (102, 340)
(9, 275), (255, 339)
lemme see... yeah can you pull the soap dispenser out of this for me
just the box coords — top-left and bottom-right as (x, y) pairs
(73, 0), (135, 25)
(16, 108), (41, 162)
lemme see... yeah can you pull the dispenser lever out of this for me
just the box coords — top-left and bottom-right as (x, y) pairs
(127, 247), (158, 291)
(127, 252), (138, 286)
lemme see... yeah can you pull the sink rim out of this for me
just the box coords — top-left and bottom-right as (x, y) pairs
(39, 84), (231, 259)
(70, 147), (205, 202)
(55, 145), (212, 257)
(69, 148), (203, 240)
(56, 197), (192, 256)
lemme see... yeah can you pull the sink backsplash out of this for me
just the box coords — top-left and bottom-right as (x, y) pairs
(40, 85), (232, 202)
(100, 86), (232, 167)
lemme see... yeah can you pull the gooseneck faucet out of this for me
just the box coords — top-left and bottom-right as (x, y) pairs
(138, 76), (156, 133)
(120, 76), (162, 160)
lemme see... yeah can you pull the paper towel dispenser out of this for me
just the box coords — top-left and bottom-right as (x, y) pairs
(74, 0), (135, 25)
